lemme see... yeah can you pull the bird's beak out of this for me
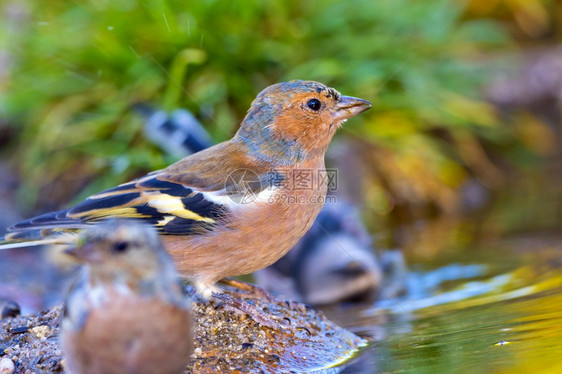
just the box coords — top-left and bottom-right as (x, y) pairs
(334, 96), (372, 122)
(64, 243), (101, 263)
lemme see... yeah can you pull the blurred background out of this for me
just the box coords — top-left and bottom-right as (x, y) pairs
(1, 0), (562, 372)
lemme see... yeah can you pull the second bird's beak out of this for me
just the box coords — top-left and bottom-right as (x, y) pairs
(334, 96), (372, 122)
(65, 243), (102, 263)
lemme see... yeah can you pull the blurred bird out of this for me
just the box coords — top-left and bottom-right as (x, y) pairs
(61, 220), (192, 374)
(133, 105), (213, 158)
(0, 80), (372, 298)
(255, 203), (383, 305)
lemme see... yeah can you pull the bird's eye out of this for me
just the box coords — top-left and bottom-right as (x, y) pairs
(306, 98), (322, 111)
(113, 241), (129, 253)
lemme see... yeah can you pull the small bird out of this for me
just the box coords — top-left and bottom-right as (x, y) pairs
(1, 80), (371, 297)
(61, 220), (192, 374)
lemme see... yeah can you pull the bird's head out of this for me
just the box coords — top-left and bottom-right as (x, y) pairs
(236, 80), (371, 165)
(66, 220), (173, 283)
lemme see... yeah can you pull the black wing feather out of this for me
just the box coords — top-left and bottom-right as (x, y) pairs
(7, 175), (230, 238)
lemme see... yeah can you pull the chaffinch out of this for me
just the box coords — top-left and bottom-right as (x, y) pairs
(137, 104), (390, 306)
(61, 220), (192, 374)
(1, 80), (371, 298)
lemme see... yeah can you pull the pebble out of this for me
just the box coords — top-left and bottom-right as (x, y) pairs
(31, 325), (50, 339)
(1, 302), (20, 319)
(0, 357), (14, 374)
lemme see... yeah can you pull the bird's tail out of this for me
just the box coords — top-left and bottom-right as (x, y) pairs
(0, 230), (77, 251)
(0, 239), (60, 250)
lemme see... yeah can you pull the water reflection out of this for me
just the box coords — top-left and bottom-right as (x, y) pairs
(329, 241), (562, 373)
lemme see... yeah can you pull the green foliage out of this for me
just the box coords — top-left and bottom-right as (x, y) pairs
(0, 0), (511, 213)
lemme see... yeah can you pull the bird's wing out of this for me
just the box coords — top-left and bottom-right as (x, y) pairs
(6, 173), (234, 241)
(3, 141), (275, 249)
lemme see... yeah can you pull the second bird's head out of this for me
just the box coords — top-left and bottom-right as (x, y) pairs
(65, 220), (174, 282)
(236, 80), (371, 165)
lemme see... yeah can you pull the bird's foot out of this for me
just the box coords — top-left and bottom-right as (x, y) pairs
(219, 278), (277, 302)
(212, 292), (290, 331)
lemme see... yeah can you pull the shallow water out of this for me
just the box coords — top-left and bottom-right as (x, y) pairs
(331, 237), (562, 373)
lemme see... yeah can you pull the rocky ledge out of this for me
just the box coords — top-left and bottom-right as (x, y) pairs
(0, 286), (365, 373)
